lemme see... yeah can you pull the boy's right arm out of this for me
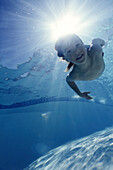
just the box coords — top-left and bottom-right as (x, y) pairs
(66, 76), (93, 100)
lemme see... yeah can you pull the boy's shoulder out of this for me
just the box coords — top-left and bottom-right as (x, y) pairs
(87, 44), (102, 56)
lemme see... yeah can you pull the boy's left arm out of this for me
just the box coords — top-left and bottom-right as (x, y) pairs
(91, 38), (105, 47)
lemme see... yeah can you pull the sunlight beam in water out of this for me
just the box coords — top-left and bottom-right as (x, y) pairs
(1, 0), (113, 68)
(43, 0), (113, 41)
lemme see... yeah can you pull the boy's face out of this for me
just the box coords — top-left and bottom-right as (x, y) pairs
(62, 37), (87, 65)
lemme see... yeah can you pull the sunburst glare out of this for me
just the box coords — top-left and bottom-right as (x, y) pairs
(0, 0), (112, 68)
(49, 13), (90, 40)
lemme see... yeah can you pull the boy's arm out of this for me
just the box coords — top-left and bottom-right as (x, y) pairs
(91, 38), (105, 47)
(66, 76), (93, 100)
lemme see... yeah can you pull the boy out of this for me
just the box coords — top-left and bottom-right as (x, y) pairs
(55, 34), (105, 99)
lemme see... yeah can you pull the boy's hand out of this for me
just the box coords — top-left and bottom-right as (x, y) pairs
(80, 92), (93, 100)
(92, 38), (105, 47)
(66, 80), (93, 100)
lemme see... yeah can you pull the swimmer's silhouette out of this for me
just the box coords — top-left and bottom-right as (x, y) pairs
(55, 34), (105, 100)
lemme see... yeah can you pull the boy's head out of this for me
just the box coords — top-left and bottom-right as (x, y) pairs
(55, 34), (87, 65)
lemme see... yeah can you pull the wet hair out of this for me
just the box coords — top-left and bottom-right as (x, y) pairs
(66, 62), (74, 71)
(61, 59), (74, 71)
(56, 49), (74, 71)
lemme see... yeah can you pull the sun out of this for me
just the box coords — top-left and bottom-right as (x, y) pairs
(49, 13), (86, 40)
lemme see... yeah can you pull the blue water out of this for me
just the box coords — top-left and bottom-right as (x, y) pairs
(26, 127), (113, 170)
(0, 0), (113, 169)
